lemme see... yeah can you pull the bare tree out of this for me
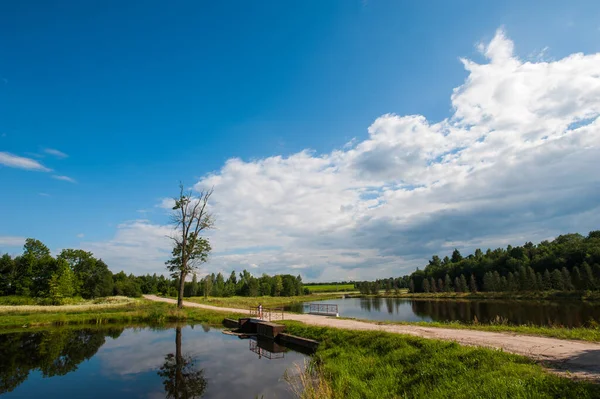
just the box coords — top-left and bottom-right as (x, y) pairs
(167, 184), (214, 308)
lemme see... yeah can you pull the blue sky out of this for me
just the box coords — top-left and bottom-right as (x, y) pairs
(1, 1), (599, 280)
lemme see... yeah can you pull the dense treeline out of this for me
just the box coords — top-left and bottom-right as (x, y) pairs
(0, 238), (306, 302)
(407, 231), (600, 294)
(183, 270), (305, 298)
(356, 276), (410, 295)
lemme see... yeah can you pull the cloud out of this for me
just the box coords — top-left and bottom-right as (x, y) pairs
(0, 236), (25, 247)
(90, 29), (600, 280)
(77, 233), (85, 238)
(44, 148), (68, 158)
(82, 220), (174, 275)
(39, 192), (50, 197)
(0, 152), (51, 172)
(52, 175), (77, 183)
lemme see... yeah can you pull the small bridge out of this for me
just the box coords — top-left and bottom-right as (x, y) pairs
(306, 303), (339, 317)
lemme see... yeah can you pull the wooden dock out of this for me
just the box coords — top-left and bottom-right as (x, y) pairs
(223, 318), (319, 352)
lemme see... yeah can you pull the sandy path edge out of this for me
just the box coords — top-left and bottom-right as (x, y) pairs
(143, 295), (600, 381)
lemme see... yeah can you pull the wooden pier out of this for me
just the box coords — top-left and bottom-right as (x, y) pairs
(222, 317), (319, 353)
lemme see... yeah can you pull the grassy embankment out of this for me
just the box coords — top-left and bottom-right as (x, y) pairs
(2, 300), (600, 398)
(304, 284), (357, 293)
(183, 294), (343, 309)
(282, 321), (600, 399)
(0, 299), (245, 330)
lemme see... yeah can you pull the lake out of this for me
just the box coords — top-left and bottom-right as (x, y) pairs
(0, 325), (308, 398)
(284, 297), (600, 327)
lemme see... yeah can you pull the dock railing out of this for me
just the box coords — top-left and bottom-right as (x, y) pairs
(307, 303), (339, 316)
(249, 306), (285, 321)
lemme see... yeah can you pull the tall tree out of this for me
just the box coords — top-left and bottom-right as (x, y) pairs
(167, 184), (214, 308)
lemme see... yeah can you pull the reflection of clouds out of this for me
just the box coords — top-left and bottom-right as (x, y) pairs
(97, 326), (307, 399)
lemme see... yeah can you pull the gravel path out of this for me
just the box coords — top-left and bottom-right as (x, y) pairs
(144, 295), (600, 381)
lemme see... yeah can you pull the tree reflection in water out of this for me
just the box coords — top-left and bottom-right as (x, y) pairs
(158, 326), (207, 399)
(0, 327), (124, 394)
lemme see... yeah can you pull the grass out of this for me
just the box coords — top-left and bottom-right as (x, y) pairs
(0, 300), (246, 331)
(0, 296), (136, 314)
(337, 316), (600, 342)
(183, 294), (342, 309)
(304, 284), (357, 293)
(280, 321), (600, 399)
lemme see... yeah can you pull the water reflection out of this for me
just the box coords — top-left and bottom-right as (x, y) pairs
(157, 326), (207, 399)
(287, 297), (600, 327)
(0, 327), (123, 395)
(0, 325), (307, 399)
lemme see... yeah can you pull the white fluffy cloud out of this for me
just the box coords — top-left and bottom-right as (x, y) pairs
(88, 29), (600, 280)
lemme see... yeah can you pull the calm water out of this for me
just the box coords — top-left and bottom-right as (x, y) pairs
(0, 325), (308, 398)
(285, 297), (600, 327)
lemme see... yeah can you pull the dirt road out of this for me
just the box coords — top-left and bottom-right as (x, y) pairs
(143, 295), (600, 380)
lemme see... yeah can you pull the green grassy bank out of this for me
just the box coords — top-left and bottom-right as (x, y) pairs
(282, 321), (600, 399)
(183, 294), (342, 309)
(304, 284), (357, 293)
(0, 301), (245, 330)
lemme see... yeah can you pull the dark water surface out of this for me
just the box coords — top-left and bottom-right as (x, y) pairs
(284, 297), (600, 327)
(0, 325), (307, 398)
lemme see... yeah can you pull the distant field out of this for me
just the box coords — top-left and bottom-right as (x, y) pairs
(305, 284), (356, 293)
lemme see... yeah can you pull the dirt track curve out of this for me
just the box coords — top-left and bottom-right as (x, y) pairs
(144, 295), (600, 381)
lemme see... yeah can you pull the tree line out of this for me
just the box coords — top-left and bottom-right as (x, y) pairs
(355, 277), (410, 295)
(407, 231), (600, 293)
(0, 238), (306, 302)
(183, 270), (306, 298)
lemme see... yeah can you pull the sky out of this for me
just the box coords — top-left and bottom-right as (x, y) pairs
(1, 1), (599, 281)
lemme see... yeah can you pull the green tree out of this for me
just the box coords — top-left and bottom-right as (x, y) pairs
(550, 269), (564, 290)
(429, 277), (437, 293)
(408, 279), (415, 293)
(166, 184), (214, 308)
(541, 269), (552, 290)
(0, 254), (15, 295)
(582, 262), (596, 290)
(469, 274), (478, 293)
(272, 275), (283, 296)
(451, 249), (463, 263)
(422, 279), (430, 293)
(561, 267), (573, 291)
(444, 274), (452, 292)
(459, 274), (468, 293)
(48, 259), (75, 304)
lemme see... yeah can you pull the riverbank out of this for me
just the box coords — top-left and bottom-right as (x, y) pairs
(2, 302), (599, 398)
(0, 300), (246, 330)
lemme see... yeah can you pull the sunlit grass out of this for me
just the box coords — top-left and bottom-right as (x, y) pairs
(281, 321), (600, 399)
(183, 294), (341, 309)
(304, 284), (357, 293)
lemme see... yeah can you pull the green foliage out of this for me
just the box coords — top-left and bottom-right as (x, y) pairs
(282, 322), (600, 399)
(405, 230), (600, 293)
(48, 259), (75, 304)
